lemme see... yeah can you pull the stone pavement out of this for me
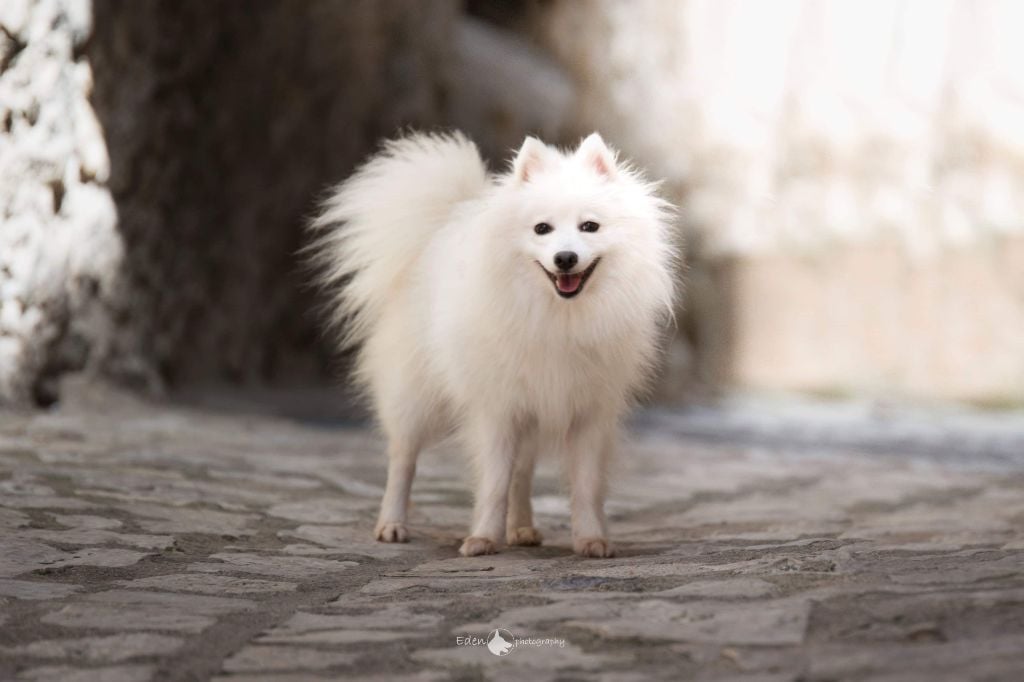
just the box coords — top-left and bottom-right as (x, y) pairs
(1, 389), (1023, 681)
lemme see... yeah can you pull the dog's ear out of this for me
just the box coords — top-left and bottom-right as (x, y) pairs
(576, 132), (617, 179)
(513, 136), (553, 183)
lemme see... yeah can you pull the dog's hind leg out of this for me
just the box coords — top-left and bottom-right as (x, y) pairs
(374, 392), (437, 543)
(374, 434), (421, 543)
(506, 424), (542, 546)
(369, 327), (441, 543)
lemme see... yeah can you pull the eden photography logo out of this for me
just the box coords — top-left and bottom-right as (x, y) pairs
(456, 628), (567, 657)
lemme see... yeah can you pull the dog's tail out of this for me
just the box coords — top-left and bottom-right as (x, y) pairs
(308, 132), (488, 349)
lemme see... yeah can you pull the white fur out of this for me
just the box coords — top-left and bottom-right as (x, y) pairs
(311, 131), (678, 557)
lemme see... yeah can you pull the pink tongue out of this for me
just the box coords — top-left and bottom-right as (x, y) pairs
(557, 273), (582, 293)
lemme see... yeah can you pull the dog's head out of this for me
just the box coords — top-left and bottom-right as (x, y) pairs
(501, 133), (676, 310)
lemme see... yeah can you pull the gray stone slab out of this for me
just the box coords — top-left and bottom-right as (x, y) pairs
(118, 504), (261, 536)
(569, 598), (812, 645)
(266, 499), (365, 524)
(81, 589), (256, 614)
(0, 578), (81, 600)
(653, 577), (778, 599)
(188, 553), (358, 579)
(117, 573), (297, 595)
(0, 538), (148, 577)
(19, 528), (174, 550)
(221, 646), (355, 672)
(40, 604), (216, 633)
(412, 641), (628, 673)
(315, 604), (443, 629)
(258, 629), (423, 645)
(51, 514), (124, 530)
(0, 507), (30, 529)
(15, 665), (155, 682)
(3, 633), (183, 661)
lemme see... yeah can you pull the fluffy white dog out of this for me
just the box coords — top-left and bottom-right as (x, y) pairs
(311, 131), (677, 557)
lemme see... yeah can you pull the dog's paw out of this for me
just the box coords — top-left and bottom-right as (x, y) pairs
(459, 536), (497, 557)
(507, 526), (544, 546)
(574, 537), (615, 558)
(374, 522), (408, 543)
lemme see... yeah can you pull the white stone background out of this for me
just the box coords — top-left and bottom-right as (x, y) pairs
(526, 0), (1024, 403)
(0, 0), (122, 405)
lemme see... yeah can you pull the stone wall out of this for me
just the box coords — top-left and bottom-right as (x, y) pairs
(0, 0), (120, 405)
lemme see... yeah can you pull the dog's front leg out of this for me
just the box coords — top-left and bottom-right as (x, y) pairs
(568, 417), (615, 558)
(460, 416), (516, 556)
(507, 423), (542, 546)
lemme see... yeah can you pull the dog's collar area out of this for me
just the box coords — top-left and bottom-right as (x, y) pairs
(537, 258), (601, 299)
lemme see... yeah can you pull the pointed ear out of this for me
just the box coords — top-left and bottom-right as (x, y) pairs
(576, 132), (617, 179)
(513, 136), (552, 183)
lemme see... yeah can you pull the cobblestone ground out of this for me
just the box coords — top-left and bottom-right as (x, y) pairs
(1, 388), (1023, 681)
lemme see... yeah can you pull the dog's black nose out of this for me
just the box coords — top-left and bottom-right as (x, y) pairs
(554, 251), (578, 272)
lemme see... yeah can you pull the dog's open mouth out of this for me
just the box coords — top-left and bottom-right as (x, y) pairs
(538, 258), (601, 299)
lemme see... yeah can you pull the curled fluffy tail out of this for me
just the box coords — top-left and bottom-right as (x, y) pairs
(309, 132), (488, 348)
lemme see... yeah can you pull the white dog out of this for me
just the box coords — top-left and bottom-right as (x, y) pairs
(311, 132), (677, 557)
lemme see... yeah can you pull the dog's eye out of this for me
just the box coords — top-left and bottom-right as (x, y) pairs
(580, 221), (600, 233)
(534, 222), (553, 235)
